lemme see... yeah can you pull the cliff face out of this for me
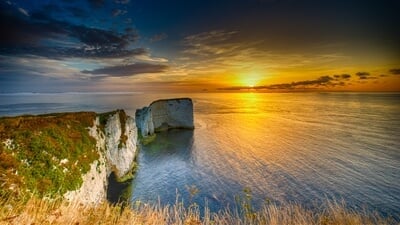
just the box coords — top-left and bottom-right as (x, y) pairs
(136, 98), (194, 137)
(104, 112), (137, 179)
(0, 110), (137, 204)
(65, 110), (138, 203)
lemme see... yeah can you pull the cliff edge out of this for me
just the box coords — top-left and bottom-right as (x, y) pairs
(0, 110), (137, 204)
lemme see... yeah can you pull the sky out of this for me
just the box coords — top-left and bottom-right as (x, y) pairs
(0, 0), (399, 93)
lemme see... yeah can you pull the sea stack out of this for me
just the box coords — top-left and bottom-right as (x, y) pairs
(136, 98), (194, 137)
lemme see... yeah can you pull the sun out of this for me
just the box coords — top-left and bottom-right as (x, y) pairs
(242, 76), (259, 88)
(233, 71), (264, 88)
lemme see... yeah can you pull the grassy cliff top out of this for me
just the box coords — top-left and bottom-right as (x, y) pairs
(0, 112), (100, 199)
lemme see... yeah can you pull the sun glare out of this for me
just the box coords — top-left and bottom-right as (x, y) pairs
(240, 72), (262, 88)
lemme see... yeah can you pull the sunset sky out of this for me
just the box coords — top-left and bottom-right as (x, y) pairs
(0, 0), (399, 92)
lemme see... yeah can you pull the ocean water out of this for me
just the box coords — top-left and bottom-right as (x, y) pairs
(1, 92), (399, 218)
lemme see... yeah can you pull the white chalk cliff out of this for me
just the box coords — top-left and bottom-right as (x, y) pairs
(65, 98), (193, 203)
(104, 113), (137, 178)
(64, 111), (137, 204)
(136, 98), (194, 137)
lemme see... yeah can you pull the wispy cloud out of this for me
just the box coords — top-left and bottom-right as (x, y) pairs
(179, 29), (353, 83)
(112, 8), (127, 17)
(18, 7), (29, 16)
(183, 30), (239, 56)
(150, 33), (168, 43)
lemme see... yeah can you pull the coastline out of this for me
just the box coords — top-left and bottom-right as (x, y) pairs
(0, 92), (400, 222)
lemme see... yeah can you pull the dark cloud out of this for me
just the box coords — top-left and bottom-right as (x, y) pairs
(124, 18), (133, 24)
(268, 76), (335, 89)
(219, 75), (345, 91)
(389, 68), (400, 75)
(112, 9), (127, 17)
(87, 0), (105, 8)
(67, 6), (88, 18)
(341, 74), (351, 79)
(0, 6), (65, 47)
(218, 71), (362, 91)
(1, 47), (148, 59)
(42, 4), (64, 14)
(121, 27), (139, 42)
(72, 25), (131, 49)
(0, 4), (139, 59)
(355, 71), (378, 80)
(114, 0), (130, 4)
(150, 33), (168, 42)
(333, 74), (351, 80)
(356, 72), (370, 77)
(81, 63), (168, 76)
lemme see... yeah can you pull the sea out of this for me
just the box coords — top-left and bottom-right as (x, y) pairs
(1, 92), (399, 218)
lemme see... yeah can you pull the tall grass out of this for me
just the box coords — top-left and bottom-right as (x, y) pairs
(0, 196), (397, 225)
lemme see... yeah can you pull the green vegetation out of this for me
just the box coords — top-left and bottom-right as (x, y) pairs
(138, 133), (157, 145)
(115, 162), (138, 183)
(0, 112), (99, 199)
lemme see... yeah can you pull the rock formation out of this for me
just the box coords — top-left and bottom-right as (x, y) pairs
(136, 98), (194, 137)
(0, 110), (137, 204)
(1, 98), (193, 204)
(64, 110), (138, 203)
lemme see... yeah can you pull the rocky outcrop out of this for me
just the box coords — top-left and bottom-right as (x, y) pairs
(104, 112), (137, 179)
(64, 110), (137, 204)
(136, 98), (194, 137)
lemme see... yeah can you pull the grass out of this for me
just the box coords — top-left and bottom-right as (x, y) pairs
(0, 112), (99, 199)
(0, 196), (397, 225)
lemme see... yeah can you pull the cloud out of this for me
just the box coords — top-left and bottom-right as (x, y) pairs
(181, 29), (351, 76)
(356, 72), (370, 77)
(218, 75), (352, 91)
(114, 0), (130, 4)
(389, 68), (400, 75)
(184, 30), (238, 44)
(0, 4), (140, 59)
(2, 46), (148, 59)
(124, 18), (132, 24)
(333, 74), (351, 80)
(150, 33), (168, 42)
(67, 6), (88, 18)
(0, 2), (167, 88)
(267, 76), (336, 89)
(355, 71), (377, 80)
(183, 30), (239, 56)
(112, 9), (127, 17)
(87, 0), (105, 8)
(81, 63), (168, 77)
(18, 7), (29, 16)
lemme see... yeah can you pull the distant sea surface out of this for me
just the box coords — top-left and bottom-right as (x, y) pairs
(1, 92), (399, 218)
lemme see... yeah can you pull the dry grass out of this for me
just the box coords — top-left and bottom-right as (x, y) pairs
(0, 196), (397, 225)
